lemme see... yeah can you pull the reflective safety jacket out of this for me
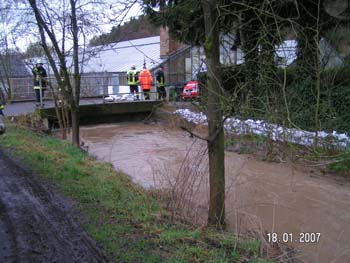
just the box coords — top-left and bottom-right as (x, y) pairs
(127, 69), (139, 85)
(0, 104), (4, 110)
(156, 69), (165, 87)
(32, 66), (47, 89)
(139, 69), (153, 91)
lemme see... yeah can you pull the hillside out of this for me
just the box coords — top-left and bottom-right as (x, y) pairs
(89, 15), (159, 46)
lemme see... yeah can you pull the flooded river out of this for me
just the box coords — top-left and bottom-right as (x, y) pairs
(81, 122), (350, 263)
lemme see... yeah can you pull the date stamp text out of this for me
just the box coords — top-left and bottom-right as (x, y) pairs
(267, 232), (321, 243)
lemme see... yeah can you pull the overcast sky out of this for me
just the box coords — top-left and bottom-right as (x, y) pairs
(1, 0), (143, 52)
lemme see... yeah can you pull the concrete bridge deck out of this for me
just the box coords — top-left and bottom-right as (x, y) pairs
(39, 100), (162, 126)
(4, 98), (103, 117)
(4, 99), (162, 126)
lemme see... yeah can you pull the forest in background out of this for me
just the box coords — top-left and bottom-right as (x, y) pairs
(89, 15), (159, 46)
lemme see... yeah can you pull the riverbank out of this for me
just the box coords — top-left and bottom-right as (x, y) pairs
(0, 123), (275, 262)
(80, 117), (350, 263)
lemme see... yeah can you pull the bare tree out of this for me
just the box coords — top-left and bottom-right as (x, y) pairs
(0, 1), (17, 101)
(142, 0), (226, 227)
(28, 0), (82, 145)
(25, 0), (136, 145)
(200, 0), (225, 227)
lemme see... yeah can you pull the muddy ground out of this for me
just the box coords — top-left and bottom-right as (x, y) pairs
(0, 149), (107, 263)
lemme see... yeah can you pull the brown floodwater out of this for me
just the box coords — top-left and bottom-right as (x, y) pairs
(80, 122), (350, 263)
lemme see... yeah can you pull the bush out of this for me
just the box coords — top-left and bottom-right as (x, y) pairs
(199, 65), (350, 133)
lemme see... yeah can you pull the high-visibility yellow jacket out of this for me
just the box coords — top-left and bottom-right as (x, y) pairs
(156, 69), (165, 87)
(32, 66), (48, 90)
(127, 69), (138, 85)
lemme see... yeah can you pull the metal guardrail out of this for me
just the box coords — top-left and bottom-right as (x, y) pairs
(6, 75), (189, 102)
(8, 75), (111, 101)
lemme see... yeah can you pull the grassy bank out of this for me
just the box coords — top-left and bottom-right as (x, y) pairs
(0, 123), (273, 263)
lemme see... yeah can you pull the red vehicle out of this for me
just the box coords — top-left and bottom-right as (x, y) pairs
(181, 81), (199, 100)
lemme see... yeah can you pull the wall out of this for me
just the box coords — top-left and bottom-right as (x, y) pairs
(160, 27), (184, 58)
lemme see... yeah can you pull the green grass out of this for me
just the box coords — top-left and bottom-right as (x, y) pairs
(327, 153), (350, 173)
(0, 123), (273, 262)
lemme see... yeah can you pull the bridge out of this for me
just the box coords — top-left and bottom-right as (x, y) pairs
(3, 98), (162, 130)
(38, 100), (162, 128)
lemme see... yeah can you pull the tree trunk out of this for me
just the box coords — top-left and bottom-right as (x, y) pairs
(70, 0), (81, 147)
(201, 0), (225, 227)
(71, 109), (80, 147)
(0, 53), (13, 101)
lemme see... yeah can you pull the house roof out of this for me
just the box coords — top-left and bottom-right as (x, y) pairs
(82, 36), (164, 73)
(0, 55), (30, 77)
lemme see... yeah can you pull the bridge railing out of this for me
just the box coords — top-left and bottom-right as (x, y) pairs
(6, 75), (188, 102)
(8, 75), (112, 101)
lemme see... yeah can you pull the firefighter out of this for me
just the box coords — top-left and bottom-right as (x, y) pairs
(0, 100), (4, 116)
(127, 64), (139, 100)
(32, 60), (47, 106)
(156, 65), (166, 100)
(0, 100), (5, 134)
(139, 64), (153, 100)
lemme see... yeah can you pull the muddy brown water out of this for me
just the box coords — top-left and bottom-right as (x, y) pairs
(81, 122), (350, 263)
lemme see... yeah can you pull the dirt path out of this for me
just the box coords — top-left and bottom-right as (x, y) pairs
(0, 149), (107, 263)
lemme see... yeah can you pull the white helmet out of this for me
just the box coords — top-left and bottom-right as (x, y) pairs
(131, 64), (136, 70)
(36, 59), (43, 65)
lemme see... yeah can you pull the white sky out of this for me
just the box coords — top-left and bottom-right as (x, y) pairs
(100, 2), (142, 33)
(1, 1), (143, 52)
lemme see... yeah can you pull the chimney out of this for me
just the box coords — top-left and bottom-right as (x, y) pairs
(160, 27), (183, 58)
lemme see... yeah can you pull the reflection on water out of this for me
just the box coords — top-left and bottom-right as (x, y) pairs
(81, 122), (350, 263)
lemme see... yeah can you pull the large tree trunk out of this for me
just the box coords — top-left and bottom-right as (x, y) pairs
(0, 53), (12, 101)
(201, 0), (225, 227)
(29, 0), (81, 147)
(70, 0), (81, 147)
(71, 109), (80, 147)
